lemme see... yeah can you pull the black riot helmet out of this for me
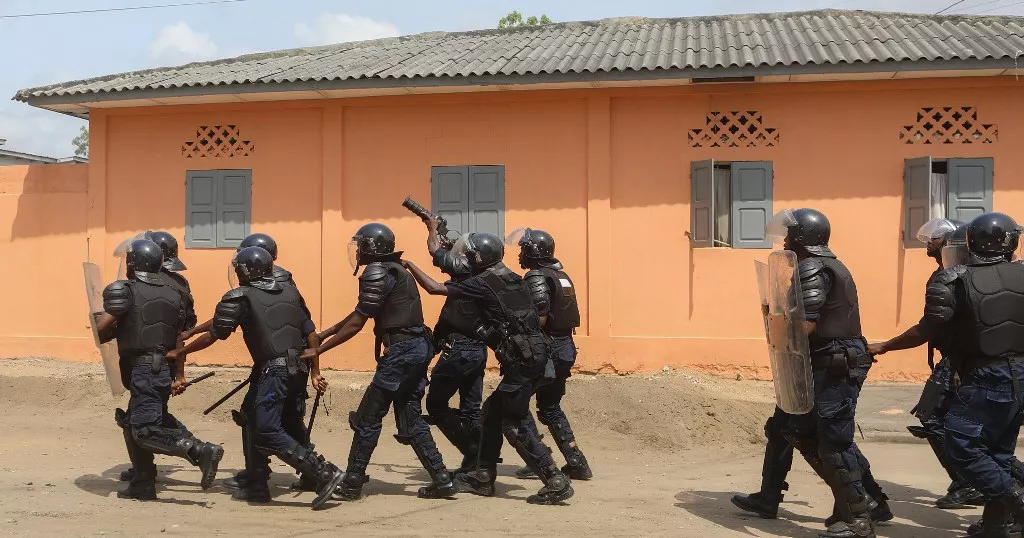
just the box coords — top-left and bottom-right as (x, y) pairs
(144, 231), (186, 271)
(506, 228), (555, 269)
(238, 233), (278, 260)
(349, 223), (398, 275)
(967, 212), (1021, 258)
(231, 246), (277, 291)
(455, 232), (504, 272)
(766, 208), (833, 257)
(126, 239), (164, 283)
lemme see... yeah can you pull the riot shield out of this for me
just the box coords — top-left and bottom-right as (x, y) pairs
(83, 262), (125, 396)
(762, 250), (814, 414)
(754, 260), (770, 337)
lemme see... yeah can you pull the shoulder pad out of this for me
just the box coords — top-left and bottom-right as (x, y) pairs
(933, 267), (965, 285)
(360, 262), (389, 281)
(797, 257), (827, 280)
(220, 288), (246, 302)
(925, 279), (957, 325)
(165, 270), (190, 287)
(102, 280), (132, 316)
(524, 270), (551, 315)
(273, 265), (293, 283)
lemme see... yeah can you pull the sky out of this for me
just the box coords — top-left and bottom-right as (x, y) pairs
(2, 0), (1022, 158)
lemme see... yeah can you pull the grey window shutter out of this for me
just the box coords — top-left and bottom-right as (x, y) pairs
(216, 170), (251, 248)
(904, 157), (932, 248)
(431, 166), (470, 236)
(730, 161), (773, 249)
(690, 160), (714, 248)
(468, 165), (505, 238)
(185, 171), (217, 248)
(947, 158), (993, 223)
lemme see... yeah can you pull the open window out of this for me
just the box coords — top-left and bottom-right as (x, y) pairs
(903, 157), (993, 247)
(691, 160), (773, 249)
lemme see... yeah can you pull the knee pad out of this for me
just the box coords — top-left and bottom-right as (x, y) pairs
(349, 385), (391, 432)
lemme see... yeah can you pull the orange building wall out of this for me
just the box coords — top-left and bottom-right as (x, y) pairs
(8, 76), (1023, 379)
(0, 164), (90, 359)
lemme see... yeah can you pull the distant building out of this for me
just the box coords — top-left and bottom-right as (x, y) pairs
(0, 139), (87, 166)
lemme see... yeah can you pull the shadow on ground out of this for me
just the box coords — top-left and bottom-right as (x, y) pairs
(675, 481), (974, 538)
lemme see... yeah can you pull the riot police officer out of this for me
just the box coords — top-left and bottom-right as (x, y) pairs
(169, 246), (343, 509)
(313, 223), (457, 501)
(868, 219), (983, 509)
(758, 209), (887, 537)
(184, 232), (318, 493)
(415, 216), (488, 473)
(506, 228), (592, 481)
(117, 230), (198, 484)
(95, 239), (222, 500)
(403, 227), (574, 505)
(919, 212), (1024, 537)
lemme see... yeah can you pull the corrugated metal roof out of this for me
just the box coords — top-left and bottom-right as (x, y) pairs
(14, 9), (1024, 101)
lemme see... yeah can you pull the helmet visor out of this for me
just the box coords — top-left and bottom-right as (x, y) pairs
(766, 209), (797, 245)
(347, 240), (359, 271)
(114, 233), (146, 279)
(504, 227), (529, 247)
(916, 218), (957, 244)
(228, 260), (240, 289)
(942, 244), (969, 269)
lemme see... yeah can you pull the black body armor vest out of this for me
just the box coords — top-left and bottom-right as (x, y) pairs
(813, 257), (863, 341)
(240, 285), (307, 365)
(373, 262), (425, 335)
(117, 280), (181, 356)
(480, 266), (549, 368)
(536, 266), (581, 335)
(953, 262), (1024, 360)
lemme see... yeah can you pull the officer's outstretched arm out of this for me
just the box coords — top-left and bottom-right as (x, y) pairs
(316, 311), (368, 355)
(867, 324), (927, 356)
(183, 318), (213, 340)
(403, 260), (448, 296)
(95, 313), (119, 343)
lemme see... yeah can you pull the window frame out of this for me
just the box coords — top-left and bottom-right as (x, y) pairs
(184, 169), (252, 249)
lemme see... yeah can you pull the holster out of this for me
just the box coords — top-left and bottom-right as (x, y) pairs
(286, 349), (308, 376)
(912, 373), (950, 422)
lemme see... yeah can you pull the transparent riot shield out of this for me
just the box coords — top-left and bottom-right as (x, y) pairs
(83, 262), (125, 396)
(754, 260), (770, 337)
(763, 250), (814, 414)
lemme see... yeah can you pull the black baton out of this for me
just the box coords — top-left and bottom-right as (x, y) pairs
(184, 371), (215, 388)
(306, 390), (322, 439)
(203, 378), (250, 415)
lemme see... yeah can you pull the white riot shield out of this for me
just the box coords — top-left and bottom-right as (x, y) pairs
(762, 250), (814, 414)
(83, 262), (125, 396)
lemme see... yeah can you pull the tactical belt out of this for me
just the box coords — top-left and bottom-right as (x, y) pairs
(263, 350), (309, 376)
(380, 332), (419, 347)
(547, 330), (574, 338)
(130, 353), (168, 373)
(812, 351), (873, 375)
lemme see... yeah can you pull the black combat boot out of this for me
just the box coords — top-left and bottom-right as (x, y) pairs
(561, 446), (593, 480)
(335, 471), (369, 501)
(231, 469), (271, 504)
(826, 495), (892, 527)
(967, 498), (1020, 537)
(526, 465), (574, 505)
(290, 474), (319, 492)
(119, 469), (136, 482)
(180, 440), (224, 490)
(732, 491), (785, 519)
(455, 467), (496, 497)
(418, 469), (458, 499)
(118, 470), (157, 501)
(818, 517), (875, 538)
(222, 471), (248, 489)
(937, 481), (986, 509)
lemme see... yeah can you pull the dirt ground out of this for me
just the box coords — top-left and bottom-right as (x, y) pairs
(0, 358), (981, 537)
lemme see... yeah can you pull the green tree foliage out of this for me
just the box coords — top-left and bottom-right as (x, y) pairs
(72, 125), (89, 157)
(498, 10), (552, 29)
